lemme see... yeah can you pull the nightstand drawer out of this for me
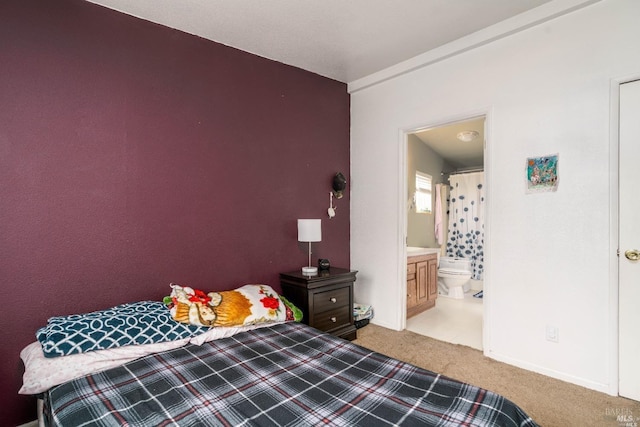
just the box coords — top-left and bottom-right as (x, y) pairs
(313, 287), (350, 313)
(313, 306), (351, 332)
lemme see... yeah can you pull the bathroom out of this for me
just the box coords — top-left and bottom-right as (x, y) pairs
(405, 116), (485, 350)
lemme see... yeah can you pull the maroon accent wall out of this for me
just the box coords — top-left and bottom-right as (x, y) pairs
(0, 1), (350, 424)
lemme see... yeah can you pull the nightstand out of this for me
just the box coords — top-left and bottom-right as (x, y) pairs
(280, 268), (357, 341)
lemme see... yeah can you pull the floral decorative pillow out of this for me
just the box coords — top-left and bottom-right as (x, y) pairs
(166, 284), (287, 327)
(281, 295), (303, 322)
(214, 284), (286, 326)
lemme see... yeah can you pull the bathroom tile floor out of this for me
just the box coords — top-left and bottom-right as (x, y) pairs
(406, 291), (483, 350)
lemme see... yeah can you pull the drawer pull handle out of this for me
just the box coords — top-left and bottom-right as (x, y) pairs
(330, 297), (337, 303)
(330, 317), (337, 323)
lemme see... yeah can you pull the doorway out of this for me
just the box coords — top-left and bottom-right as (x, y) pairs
(403, 115), (486, 350)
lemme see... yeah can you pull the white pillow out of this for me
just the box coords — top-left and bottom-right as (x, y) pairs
(19, 338), (189, 395)
(20, 321), (284, 394)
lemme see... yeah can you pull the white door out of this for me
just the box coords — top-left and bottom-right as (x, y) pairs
(619, 79), (640, 401)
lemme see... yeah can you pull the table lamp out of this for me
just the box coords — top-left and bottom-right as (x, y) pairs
(298, 219), (321, 275)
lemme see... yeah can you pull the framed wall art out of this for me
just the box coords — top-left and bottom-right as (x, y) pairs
(526, 153), (558, 193)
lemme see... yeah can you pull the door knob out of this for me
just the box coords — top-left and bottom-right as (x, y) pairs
(624, 249), (640, 261)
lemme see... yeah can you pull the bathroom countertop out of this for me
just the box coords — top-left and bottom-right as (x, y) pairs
(407, 247), (440, 257)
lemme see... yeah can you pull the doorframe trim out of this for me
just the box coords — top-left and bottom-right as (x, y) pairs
(608, 76), (621, 397)
(608, 73), (640, 397)
(610, 74), (640, 397)
(397, 108), (492, 351)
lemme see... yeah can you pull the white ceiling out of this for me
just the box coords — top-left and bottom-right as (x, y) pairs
(86, 0), (558, 83)
(413, 117), (485, 171)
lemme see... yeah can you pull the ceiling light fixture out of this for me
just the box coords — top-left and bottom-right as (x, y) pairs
(456, 130), (479, 142)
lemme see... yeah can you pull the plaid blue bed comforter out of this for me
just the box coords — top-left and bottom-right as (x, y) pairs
(44, 322), (539, 426)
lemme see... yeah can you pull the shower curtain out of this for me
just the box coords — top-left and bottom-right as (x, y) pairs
(446, 172), (484, 280)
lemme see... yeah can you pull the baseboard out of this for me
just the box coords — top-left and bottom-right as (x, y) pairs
(369, 319), (401, 331)
(486, 349), (614, 395)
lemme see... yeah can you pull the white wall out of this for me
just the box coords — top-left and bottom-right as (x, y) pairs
(350, 0), (640, 395)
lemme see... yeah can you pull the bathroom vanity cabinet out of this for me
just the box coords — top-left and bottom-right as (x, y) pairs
(407, 254), (438, 318)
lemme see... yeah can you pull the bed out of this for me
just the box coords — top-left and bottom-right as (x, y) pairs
(22, 285), (539, 426)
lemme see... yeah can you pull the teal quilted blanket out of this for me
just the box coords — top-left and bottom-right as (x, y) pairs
(37, 301), (207, 358)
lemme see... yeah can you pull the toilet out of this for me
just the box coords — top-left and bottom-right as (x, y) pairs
(438, 257), (472, 299)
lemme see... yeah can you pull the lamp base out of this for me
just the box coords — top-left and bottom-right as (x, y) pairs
(301, 266), (318, 276)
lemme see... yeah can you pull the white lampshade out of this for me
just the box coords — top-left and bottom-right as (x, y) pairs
(297, 219), (322, 242)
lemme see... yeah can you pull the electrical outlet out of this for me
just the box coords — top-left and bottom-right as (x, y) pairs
(546, 325), (559, 343)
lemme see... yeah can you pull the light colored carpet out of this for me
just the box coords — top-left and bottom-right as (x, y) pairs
(353, 324), (640, 427)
